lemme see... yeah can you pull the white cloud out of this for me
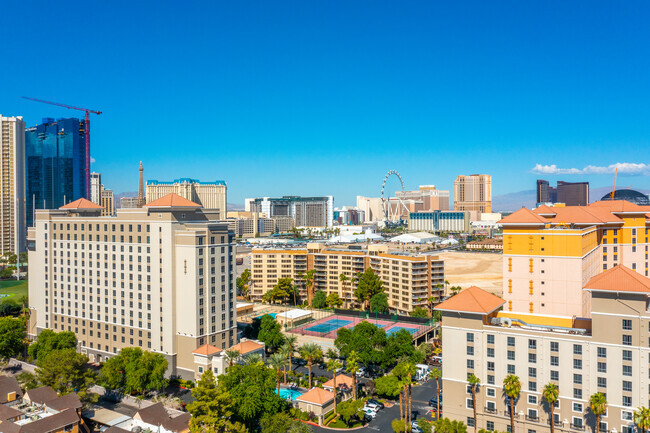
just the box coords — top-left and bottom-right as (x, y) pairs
(90, 157), (96, 164)
(532, 163), (650, 176)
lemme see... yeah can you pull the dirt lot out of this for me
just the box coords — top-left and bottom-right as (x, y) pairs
(438, 251), (503, 295)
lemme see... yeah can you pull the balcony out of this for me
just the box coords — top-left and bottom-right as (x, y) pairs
(484, 406), (497, 414)
(525, 415), (539, 422)
(570, 424), (585, 431)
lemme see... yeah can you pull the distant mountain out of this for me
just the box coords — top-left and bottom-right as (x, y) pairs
(492, 189), (536, 212)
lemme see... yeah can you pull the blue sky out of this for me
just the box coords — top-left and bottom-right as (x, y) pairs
(2, 1), (650, 207)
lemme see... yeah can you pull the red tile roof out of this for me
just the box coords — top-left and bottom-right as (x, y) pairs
(192, 344), (221, 356)
(435, 286), (505, 315)
(323, 374), (354, 390)
(144, 193), (201, 208)
(584, 265), (650, 293)
(59, 198), (103, 210)
(589, 200), (649, 213)
(230, 340), (264, 355)
(498, 208), (548, 225)
(297, 387), (335, 405)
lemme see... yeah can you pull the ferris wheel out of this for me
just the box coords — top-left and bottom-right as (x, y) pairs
(381, 170), (409, 222)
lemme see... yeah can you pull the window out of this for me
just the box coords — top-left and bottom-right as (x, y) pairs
(467, 346), (474, 356)
(550, 341), (559, 352)
(467, 333), (474, 342)
(597, 347), (607, 358)
(527, 409), (538, 421)
(528, 395), (538, 405)
(487, 375), (495, 385)
(622, 411), (634, 421)
(508, 351), (515, 360)
(467, 359), (474, 369)
(623, 350), (632, 361)
(573, 403), (583, 413)
(574, 374), (582, 385)
(487, 388), (496, 397)
(573, 344), (582, 355)
(507, 364), (515, 374)
(550, 370), (559, 381)
(623, 335), (632, 346)
(486, 421), (494, 432)
(487, 361), (495, 371)
(597, 377), (607, 388)
(529, 381), (537, 392)
(623, 319), (632, 330)
(529, 339), (537, 349)
(467, 417), (475, 427)
(597, 362), (607, 373)
(623, 396), (632, 407)
(487, 334), (495, 344)
(487, 348), (495, 358)
(529, 367), (537, 378)
(508, 336), (515, 347)
(574, 388), (582, 399)
(466, 398), (474, 409)
(550, 356), (559, 366)
(623, 381), (632, 392)
(572, 417), (583, 428)
(528, 353), (537, 363)
(574, 359), (582, 369)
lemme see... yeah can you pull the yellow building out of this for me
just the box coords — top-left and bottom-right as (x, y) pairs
(499, 200), (650, 317)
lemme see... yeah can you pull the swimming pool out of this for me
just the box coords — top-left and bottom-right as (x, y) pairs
(386, 326), (418, 335)
(275, 387), (304, 401)
(304, 318), (353, 334)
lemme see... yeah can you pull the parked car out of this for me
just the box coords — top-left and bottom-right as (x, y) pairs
(363, 408), (378, 419)
(432, 356), (442, 364)
(363, 413), (373, 423)
(356, 367), (366, 377)
(366, 399), (385, 409)
(429, 395), (443, 408)
(365, 402), (381, 411)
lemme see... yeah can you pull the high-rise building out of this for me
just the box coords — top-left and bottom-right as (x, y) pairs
(246, 196), (333, 228)
(147, 178), (227, 217)
(27, 193), (236, 378)
(454, 174), (492, 216)
(250, 243), (444, 314)
(100, 188), (114, 216)
(408, 210), (470, 233)
(120, 197), (140, 209)
(90, 172), (102, 205)
(0, 115), (26, 256)
(25, 117), (87, 227)
(499, 200), (650, 317)
(356, 196), (384, 222)
(536, 180), (588, 206)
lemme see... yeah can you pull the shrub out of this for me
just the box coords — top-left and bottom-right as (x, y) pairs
(392, 418), (411, 433)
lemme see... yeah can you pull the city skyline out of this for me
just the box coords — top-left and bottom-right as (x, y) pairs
(2, 1), (650, 207)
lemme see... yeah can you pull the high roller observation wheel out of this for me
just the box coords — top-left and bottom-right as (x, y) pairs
(381, 170), (407, 221)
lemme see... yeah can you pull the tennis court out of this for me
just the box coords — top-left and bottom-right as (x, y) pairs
(290, 313), (431, 340)
(304, 318), (353, 334)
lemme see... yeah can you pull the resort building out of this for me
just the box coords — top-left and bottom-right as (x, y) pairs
(146, 178), (227, 218)
(250, 243), (445, 314)
(192, 338), (265, 380)
(454, 174), (492, 216)
(246, 196), (334, 228)
(437, 266), (650, 433)
(27, 193), (236, 379)
(499, 200), (650, 317)
(408, 210), (471, 233)
(0, 115), (25, 256)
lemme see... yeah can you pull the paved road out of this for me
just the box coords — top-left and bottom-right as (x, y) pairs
(310, 377), (441, 433)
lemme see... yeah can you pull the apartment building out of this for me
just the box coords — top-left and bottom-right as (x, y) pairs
(0, 115), (25, 256)
(246, 196), (334, 228)
(222, 215), (295, 238)
(499, 201), (650, 317)
(147, 178), (227, 217)
(408, 210), (471, 233)
(437, 266), (650, 433)
(250, 243), (444, 314)
(27, 193), (236, 379)
(454, 174), (492, 216)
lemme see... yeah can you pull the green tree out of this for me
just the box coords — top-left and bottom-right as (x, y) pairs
(243, 353), (263, 365)
(370, 292), (389, 313)
(327, 358), (343, 412)
(375, 374), (402, 398)
(345, 350), (360, 400)
(418, 419), (434, 433)
(337, 399), (364, 427)
(224, 349), (241, 369)
(335, 321), (387, 367)
(237, 269), (251, 300)
(299, 342), (322, 388)
(410, 307), (429, 318)
(268, 353), (284, 393)
(260, 412), (313, 433)
(431, 368), (442, 420)
(99, 347), (167, 395)
(28, 329), (77, 362)
(312, 290), (327, 309)
(382, 329), (421, 370)
(326, 292), (343, 308)
(635, 407), (650, 433)
(392, 418), (410, 433)
(432, 418), (468, 433)
(394, 361), (417, 431)
(467, 374), (480, 433)
(300, 269), (316, 306)
(543, 383), (559, 433)
(16, 372), (39, 390)
(36, 349), (97, 402)
(0, 316), (25, 360)
(258, 315), (285, 351)
(503, 375), (521, 433)
(354, 268), (384, 310)
(589, 392), (607, 433)
(263, 278), (293, 305)
(186, 369), (247, 433)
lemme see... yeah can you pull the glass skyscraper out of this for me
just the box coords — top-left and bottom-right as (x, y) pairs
(25, 117), (87, 227)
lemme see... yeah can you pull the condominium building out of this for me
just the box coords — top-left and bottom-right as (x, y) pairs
(499, 200), (650, 317)
(90, 172), (102, 204)
(454, 174), (492, 216)
(436, 266), (650, 433)
(246, 196), (333, 228)
(0, 115), (26, 256)
(27, 193), (236, 379)
(221, 215), (295, 238)
(536, 180), (589, 206)
(250, 243), (444, 314)
(408, 210), (471, 233)
(25, 117), (87, 227)
(100, 188), (114, 217)
(147, 178), (227, 217)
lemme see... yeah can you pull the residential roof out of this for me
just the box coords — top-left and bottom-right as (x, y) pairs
(230, 340), (264, 355)
(105, 427), (132, 433)
(276, 309), (312, 320)
(144, 193), (201, 208)
(323, 374), (354, 390)
(24, 386), (58, 405)
(19, 408), (80, 433)
(296, 387), (335, 406)
(584, 265), (650, 293)
(435, 286), (506, 315)
(45, 393), (82, 411)
(533, 205), (623, 225)
(0, 404), (22, 420)
(498, 208), (548, 225)
(135, 403), (190, 433)
(589, 200), (650, 214)
(0, 376), (23, 404)
(192, 344), (221, 356)
(59, 197), (103, 210)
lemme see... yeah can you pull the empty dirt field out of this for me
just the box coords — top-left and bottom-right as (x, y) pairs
(438, 251), (503, 295)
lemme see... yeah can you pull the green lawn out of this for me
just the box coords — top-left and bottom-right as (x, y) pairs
(0, 279), (28, 301)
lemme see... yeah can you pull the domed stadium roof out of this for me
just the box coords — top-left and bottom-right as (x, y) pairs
(601, 189), (650, 205)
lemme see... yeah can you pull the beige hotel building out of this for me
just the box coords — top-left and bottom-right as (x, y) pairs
(250, 243), (444, 314)
(28, 193), (236, 379)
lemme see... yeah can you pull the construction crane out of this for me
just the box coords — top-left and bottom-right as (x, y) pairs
(22, 96), (102, 200)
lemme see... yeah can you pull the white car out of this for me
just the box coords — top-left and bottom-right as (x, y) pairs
(356, 368), (366, 377)
(363, 408), (378, 419)
(364, 402), (381, 411)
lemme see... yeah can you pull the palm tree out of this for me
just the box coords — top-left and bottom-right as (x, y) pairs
(405, 363), (417, 430)
(268, 353), (284, 394)
(280, 345), (292, 383)
(284, 334), (298, 369)
(327, 358), (343, 412)
(345, 350), (360, 400)
(224, 349), (240, 369)
(503, 374), (521, 433)
(299, 342), (322, 388)
(339, 273), (349, 308)
(431, 368), (442, 420)
(543, 383), (559, 433)
(243, 353), (263, 365)
(468, 374), (480, 433)
(635, 407), (650, 433)
(589, 393), (607, 433)
(302, 269), (316, 307)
